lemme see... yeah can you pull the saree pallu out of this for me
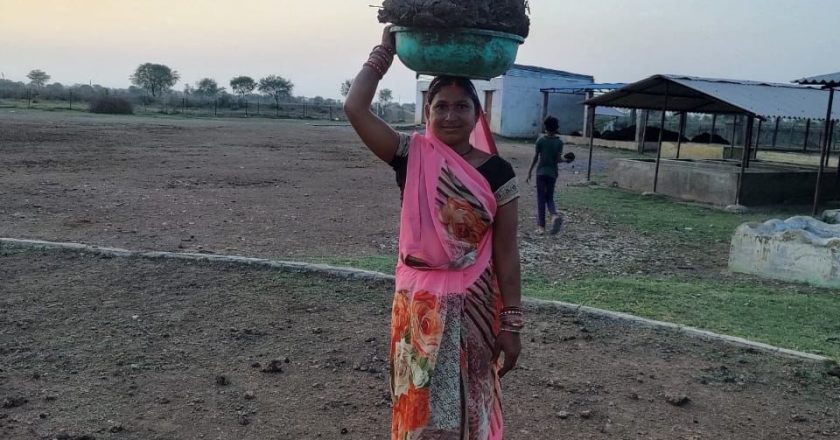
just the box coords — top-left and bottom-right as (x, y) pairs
(390, 116), (504, 440)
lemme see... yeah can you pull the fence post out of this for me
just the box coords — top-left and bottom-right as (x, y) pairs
(69, 90), (73, 110)
(28, 88), (32, 108)
(214, 99), (217, 117)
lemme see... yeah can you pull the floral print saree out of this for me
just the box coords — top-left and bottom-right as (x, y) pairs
(390, 115), (504, 440)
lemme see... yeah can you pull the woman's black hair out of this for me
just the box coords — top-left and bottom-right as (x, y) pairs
(543, 115), (560, 133)
(426, 76), (482, 114)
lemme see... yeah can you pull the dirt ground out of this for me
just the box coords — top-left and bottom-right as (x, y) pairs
(2, 111), (839, 440)
(0, 111), (710, 282)
(1, 249), (838, 440)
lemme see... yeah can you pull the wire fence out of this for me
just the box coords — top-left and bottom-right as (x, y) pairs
(0, 95), (415, 124)
(594, 111), (839, 153)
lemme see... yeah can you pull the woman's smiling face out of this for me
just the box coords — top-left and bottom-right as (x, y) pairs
(425, 84), (478, 148)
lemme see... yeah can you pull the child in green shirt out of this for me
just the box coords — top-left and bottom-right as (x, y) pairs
(527, 115), (569, 234)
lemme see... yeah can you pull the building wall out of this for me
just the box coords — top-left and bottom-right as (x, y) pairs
(499, 70), (592, 138)
(546, 92), (586, 136)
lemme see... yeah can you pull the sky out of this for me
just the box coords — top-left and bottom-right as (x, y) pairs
(2, 0), (839, 102)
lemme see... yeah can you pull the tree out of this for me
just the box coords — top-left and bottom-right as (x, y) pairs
(340, 79), (353, 98)
(26, 69), (50, 87)
(258, 75), (294, 115)
(378, 88), (393, 105)
(377, 88), (394, 117)
(196, 78), (221, 97)
(229, 76), (256, 99)
(130, 63), (179, 97)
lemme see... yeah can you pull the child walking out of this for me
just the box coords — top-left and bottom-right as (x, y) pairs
(527, 115), (567, 235)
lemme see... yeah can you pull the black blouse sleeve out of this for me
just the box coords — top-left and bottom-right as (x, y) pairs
(478, 156), (519, 206)
(389, 133), (412, 195)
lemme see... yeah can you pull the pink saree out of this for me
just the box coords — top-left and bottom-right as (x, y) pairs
(390, 114), (504, 440)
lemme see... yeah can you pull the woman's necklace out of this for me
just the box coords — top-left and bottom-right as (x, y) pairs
(457, 145), (474, 157)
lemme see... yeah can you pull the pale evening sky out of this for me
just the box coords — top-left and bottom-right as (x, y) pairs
(1, 0), (839, 102)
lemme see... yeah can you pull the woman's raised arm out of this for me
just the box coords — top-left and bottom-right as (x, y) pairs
(344, 27), (401, 163)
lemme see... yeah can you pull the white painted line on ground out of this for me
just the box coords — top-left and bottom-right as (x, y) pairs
(1, 237), (833, 364)
(0, 238), (393, 282)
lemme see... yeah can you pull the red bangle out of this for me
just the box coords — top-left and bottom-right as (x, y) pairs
(373, 44), (395, 57)
(370, 51), (393, 65)
(363, 61), (385, 79)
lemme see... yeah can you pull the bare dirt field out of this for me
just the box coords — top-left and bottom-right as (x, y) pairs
(0, 111), (708, 281)
(2, 249), (838, 440)
(2, 111), (839, 439)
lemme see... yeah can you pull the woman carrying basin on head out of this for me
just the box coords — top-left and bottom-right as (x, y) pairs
(343, 26), (524, 440)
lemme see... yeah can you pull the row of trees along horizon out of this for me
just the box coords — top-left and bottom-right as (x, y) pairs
(0, 64), (413, 120)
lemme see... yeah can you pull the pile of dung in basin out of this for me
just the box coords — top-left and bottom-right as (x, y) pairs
(378, 0), (530, 38)
(378, 0), (529, 79)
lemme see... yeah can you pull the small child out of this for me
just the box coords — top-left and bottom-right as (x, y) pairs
(527, 115), (569, 235)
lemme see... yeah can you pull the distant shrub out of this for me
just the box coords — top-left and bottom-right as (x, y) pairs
(89, 96), (133, 114)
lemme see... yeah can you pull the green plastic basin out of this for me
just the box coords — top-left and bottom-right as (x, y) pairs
(390, 26), (524, 80)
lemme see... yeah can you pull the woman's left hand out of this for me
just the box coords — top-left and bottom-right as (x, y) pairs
(493, 331), (521, 378)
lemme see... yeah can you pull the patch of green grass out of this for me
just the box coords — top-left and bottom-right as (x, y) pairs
(527, 276), (840, 359)
(558, 186), (798, 243)
(307, 255), (397, 275)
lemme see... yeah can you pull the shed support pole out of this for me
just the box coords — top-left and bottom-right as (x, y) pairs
(653, 83), (670, 193)
(813, 88), (835, 215)
(803, 119), (811, 152)
(736, 116), (755, 206)
(676, 112), (686, 159)
(639, 111), (650, 154)
(824, 120), (833, 168)
(586, 106), (597, 181)
(709, 114), (717, 144)
(753, 118), (763, 160)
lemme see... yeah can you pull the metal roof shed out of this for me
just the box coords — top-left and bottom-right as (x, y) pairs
(793, 72), (840, 214)
(583, 74), (840, 207)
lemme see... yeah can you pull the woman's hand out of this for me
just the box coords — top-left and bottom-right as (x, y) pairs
(493, 330), (521, 378)
(381, 25), (396, 52)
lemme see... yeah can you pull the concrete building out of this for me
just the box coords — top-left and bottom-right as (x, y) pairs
(415, 64), (594, 138)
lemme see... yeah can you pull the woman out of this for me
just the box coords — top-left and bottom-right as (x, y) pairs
(344, 27), (523, 440)
(526, 115), (566, 235)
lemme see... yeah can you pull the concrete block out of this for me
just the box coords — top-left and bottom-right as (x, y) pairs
(822, 209), (840, 224)
(729, 216), (840, 288)
(608, 158), (839, 207)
